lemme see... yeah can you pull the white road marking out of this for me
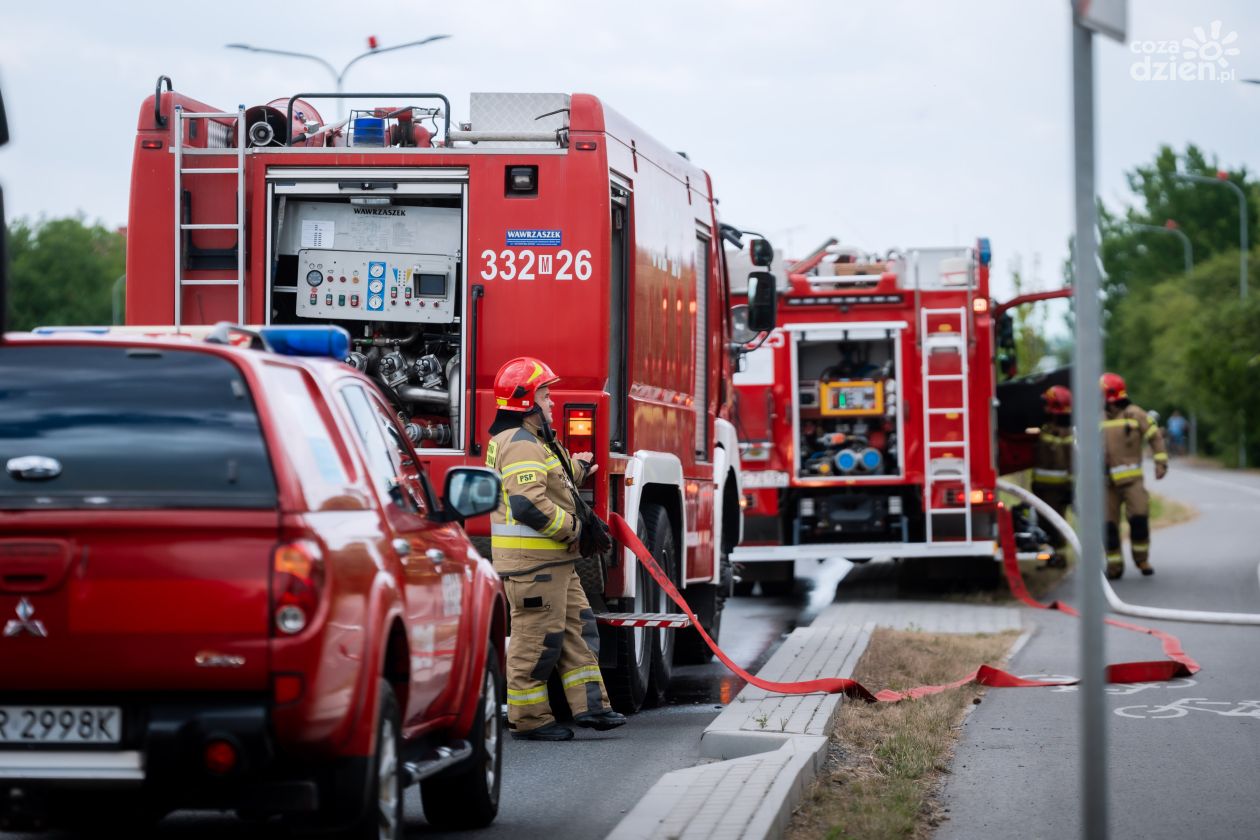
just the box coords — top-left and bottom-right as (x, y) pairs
(1114, 697), (1260, 719)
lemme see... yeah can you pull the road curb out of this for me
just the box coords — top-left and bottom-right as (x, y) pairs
(607, 599), (1026, 840)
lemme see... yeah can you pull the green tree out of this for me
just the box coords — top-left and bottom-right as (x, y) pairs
(1087, 144), (1259, 463)
(6, 216), (124, 330)
(1099, 144), (1255, 407)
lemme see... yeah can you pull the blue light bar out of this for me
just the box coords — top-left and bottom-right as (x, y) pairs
(259, 326), (351, 359)
(33, 326), (111, 335)
(978, 238), (992, 266)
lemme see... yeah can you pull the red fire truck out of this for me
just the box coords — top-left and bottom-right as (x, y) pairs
(125, 81), (776, 712)
(732, 239), (1002, 592)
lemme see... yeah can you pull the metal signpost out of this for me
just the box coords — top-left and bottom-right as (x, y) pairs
(1072, 1), (1127, 838)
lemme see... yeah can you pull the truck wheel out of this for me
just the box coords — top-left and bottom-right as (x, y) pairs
(421, 642), (504, 829)
(346, 678), (402, 840)
(605, 505), (669, 713)
(642, 504), (677, 707)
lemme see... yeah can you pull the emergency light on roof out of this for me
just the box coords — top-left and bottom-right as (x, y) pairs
(259, 326), (351, 359)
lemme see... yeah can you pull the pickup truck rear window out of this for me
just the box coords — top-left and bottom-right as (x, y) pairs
(0, 345), (277, 509)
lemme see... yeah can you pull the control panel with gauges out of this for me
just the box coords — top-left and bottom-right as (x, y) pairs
(295, 249), (457, 324)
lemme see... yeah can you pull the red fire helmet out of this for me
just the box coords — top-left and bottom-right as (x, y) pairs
(1100, 372), (1128, 403)
(1042, 385), (1072, 414)
(494, 356), (559, 412)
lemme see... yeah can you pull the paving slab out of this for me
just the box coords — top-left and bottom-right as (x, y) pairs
(609, 597), (1028, 840)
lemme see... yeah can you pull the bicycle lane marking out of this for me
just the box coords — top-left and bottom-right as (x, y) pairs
(1114, 698), (1260, 719)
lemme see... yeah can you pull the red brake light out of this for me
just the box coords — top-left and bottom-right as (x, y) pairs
(575, 140), (598, 151)
(141, 139), (163, 150)
(204, 738), (239, 775)
(271, 541), (324, 636)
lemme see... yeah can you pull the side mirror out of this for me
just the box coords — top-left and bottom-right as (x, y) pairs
(443, 467), (501, 519)
(749, 238), (774, 267)
(746, 271), (777, 333)
(729, 304), (758, 346)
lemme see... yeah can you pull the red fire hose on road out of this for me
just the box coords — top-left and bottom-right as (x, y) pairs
(608, 508), (1197, 703)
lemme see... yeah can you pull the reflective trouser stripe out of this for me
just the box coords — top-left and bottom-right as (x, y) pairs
(1106, 553), (1123, 563)
(1040, 434), (1074, 445)
(561, 666), (602, 688)
(507, 686), (549, 706)
(1110, 464), (1142, 481)
(491, 535), (570, 551)
(1033, 470), (1071, 484)
(1131, 542), (1149, 552)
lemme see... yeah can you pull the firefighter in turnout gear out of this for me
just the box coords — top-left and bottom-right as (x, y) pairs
(1032, 385), (1074, 553)
(1100, 373), (1168, 579)
(486, 357), (627, 741)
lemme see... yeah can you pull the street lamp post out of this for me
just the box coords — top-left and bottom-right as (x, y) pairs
(226, 35), (451, 120)
(1126, 221), (1193, 275)
(1172, 171), (1247, 300)
(1171, 171), (1250, 468)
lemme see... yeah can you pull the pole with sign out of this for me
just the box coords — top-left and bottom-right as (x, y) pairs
(1072, 1), (1126, 839)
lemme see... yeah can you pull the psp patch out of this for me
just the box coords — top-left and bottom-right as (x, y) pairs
(516, 471), (538, 485)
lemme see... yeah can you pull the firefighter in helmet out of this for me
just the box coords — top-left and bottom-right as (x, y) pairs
(1100, 373), (1168, 579)
(1032, 385), (1074, 553)
(486, 356), (626, 741)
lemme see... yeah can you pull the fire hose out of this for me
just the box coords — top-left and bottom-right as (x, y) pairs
(609, 513), (1070, 702)
(999, 478), (1260, 626)
(609, 505), (1203, 700)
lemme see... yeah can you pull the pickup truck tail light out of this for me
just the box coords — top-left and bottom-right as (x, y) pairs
(564, 404), (595, 456)
(272, 541), (324, 635)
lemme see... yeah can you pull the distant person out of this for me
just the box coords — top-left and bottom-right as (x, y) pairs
(1100, 373), (1168, 579)
(1167, 410), (1188, 456)
(1032, 385), (1074, 551)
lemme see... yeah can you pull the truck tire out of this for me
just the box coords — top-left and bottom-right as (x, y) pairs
(421, 642), (504, 830)
(642, 504), (677, 707)
(345, 678), (402, 840)
(604, 504), (670, 713)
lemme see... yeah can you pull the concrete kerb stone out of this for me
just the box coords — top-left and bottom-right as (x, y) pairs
(607, 600), (1027, 840)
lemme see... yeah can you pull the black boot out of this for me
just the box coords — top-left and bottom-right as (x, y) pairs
(511, 722), (574, 741)
(574, 709), (628, 731)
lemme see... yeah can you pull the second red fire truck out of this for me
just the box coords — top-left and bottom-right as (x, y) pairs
(732, 239), (1002, 592)
(125, 81), (776, 712)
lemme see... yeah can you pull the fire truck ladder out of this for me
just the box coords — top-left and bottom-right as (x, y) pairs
(920, 306), (973, 544)
(171, 104), (246, 328)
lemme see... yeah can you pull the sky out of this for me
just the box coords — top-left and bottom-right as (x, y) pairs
(1, 0), (1257, 304)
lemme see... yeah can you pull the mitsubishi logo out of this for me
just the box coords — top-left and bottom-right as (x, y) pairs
(4, 598), (48, 638)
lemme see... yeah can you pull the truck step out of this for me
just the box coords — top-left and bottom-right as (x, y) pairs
(400, 740), (473, 786)
(595, 612), (692, 628)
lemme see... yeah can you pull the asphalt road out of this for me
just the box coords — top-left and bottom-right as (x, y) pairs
(1, 592), (820, 839)
(935, 459), (1260, 840)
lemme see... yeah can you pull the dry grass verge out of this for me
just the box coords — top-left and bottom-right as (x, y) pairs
(786, 628), (1021, 840)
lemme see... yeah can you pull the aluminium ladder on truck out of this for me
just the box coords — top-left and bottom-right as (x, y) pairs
(919, 304), (973, 544)
(171, 104), (247, 327)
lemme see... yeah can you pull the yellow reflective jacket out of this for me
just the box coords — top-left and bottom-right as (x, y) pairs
(1033, 421), (1074, 486)
(486, 414), (589, 573)
(1102, 402), (1167, 485)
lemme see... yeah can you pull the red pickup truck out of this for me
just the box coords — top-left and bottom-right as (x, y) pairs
(0, 324), (507, 837)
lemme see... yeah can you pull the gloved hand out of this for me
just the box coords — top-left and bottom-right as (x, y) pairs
(578, 512), (613, 557)
(1155, 460), (1168, 480)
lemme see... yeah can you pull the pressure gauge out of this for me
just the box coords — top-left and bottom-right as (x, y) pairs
(368, 262), (385, 279)
(305, 269), (323, 287)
